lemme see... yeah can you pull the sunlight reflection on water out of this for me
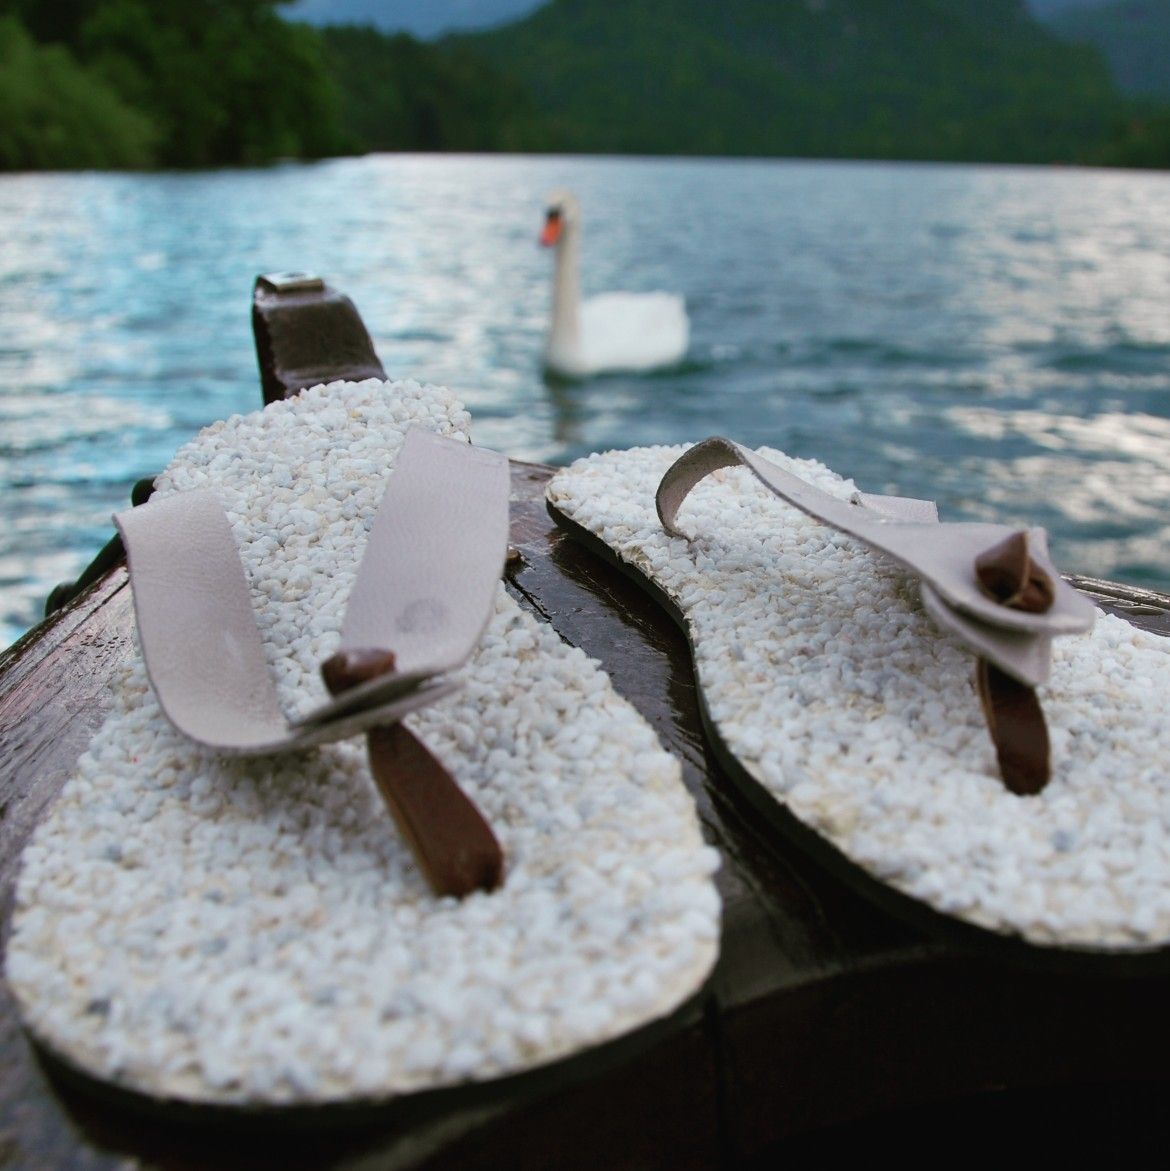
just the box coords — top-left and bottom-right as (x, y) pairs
(4, 156), (1170, 645)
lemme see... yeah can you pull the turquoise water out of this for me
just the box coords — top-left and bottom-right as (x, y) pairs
(4, 154), (1170, 647)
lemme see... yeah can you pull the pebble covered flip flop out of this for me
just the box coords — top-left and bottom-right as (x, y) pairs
(547, 439), (1170, 969)
(5, 380), (720, 1108)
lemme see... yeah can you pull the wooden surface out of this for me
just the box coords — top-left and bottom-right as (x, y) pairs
(4, 452), (1170, 1168)
(8, 279), (1170, 1165)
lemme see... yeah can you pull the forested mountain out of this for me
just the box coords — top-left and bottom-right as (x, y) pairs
(1045, 0), (1170, 97)
(451, 0), (1125, 163)
(0, 0), (347, 169)
(0, 0), (1157, 169)
(1027, 0), (1107, 13)
(319, 26), (546, 152)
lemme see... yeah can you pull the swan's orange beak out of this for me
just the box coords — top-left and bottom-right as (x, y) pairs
(540, 211), (563, 247)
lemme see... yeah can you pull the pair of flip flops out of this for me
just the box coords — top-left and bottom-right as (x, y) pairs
(8, 380), (1170, 1114)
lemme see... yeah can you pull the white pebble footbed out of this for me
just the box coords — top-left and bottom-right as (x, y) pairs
(4, 381), (721, 1106)
(546, 444), (1170, 960)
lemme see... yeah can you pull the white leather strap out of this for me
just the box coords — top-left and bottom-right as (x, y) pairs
(657, 437), (1095, 686)
(116, 429), (510, 754)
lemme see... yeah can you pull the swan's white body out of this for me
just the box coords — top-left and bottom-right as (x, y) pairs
(541, 191), (689, 378)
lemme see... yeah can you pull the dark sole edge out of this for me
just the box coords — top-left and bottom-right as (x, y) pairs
(545, 495), (1170, 979)
(26, 975), (715, 1130)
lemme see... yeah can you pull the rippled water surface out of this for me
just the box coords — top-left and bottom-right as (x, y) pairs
(4, 154), (1170, 646)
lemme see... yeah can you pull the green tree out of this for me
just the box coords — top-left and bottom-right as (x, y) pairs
(320, 25), (548, 152)
(0, 0), (103, 46)
(0, 0), (349, 168)
(457, 0), (1129, 163)
(1096, 108), (1170, 168)
(0, 15), (156, 170)
(77, 0), (347, 166)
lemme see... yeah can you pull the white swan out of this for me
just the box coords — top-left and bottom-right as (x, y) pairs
(539, 190), (689, 378)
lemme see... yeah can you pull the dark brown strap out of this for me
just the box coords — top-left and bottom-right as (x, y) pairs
(323, 647), (504, 897)
(367, 724), (504, 897)
(976, 531), (1056, 614)
(320, 648), (401, 695)
(975, 658), (1051, 796)
(974, 533), (1056, 794)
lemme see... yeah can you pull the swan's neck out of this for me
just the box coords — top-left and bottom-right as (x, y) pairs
(548, 227), (581, 363)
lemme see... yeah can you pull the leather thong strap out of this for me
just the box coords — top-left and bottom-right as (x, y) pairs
(657, 438), (1097, 794)
(115, 428), (510, 894)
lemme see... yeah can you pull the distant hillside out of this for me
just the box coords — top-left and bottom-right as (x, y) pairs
(0, 0), (347, 170)
(450, 0), (1125, 163)
(1046, 0), (1170, 97)
(319, 25), (546, 151)
(1027, 0), (1109, 14)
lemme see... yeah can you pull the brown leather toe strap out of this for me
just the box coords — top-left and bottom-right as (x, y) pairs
(974, 532), (1056, 795)
(976, 531), (1056, 614)
(975, 658), (1050, 796)
(322, 646), (504, 897)
(367, 724), (504, 897)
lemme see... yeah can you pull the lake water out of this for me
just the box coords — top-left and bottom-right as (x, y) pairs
(4, 153), (1170, 648)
